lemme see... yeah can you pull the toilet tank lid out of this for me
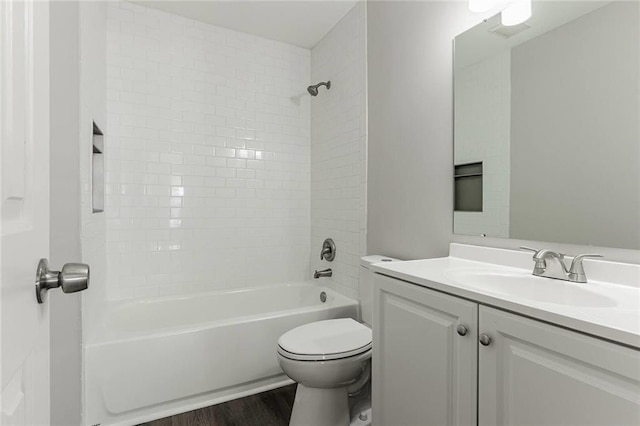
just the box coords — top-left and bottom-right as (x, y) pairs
(360, 255), (401, 268)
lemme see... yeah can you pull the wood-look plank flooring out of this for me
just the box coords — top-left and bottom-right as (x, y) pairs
(140, 384), (297, 426)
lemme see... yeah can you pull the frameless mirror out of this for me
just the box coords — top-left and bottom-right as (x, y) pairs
(453, 0), (639, 250)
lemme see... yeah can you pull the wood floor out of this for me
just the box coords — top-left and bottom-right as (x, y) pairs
(140, 385), (297, 426)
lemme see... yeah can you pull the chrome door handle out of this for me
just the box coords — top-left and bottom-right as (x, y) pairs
(35, 258), (89, 303)
(456, 325), (468, 336)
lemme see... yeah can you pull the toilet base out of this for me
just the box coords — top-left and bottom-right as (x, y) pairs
(289, 384), (350, 426)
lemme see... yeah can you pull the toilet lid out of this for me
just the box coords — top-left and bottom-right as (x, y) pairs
(277, 318), (372, 361)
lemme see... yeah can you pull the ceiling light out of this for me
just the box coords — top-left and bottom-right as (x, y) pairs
(501, 0), (532, 26)
(468, 0), (501, 13)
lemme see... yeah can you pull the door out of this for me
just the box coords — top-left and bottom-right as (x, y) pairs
(479, 306), (640, 426)
(373, 274), (478, 426)
(1, 0), (51, 424)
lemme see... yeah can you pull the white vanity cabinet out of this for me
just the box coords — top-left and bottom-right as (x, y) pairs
(372, 274), (478, 426)
(373, 273), (640, 426)
(479, 306), (640, 426)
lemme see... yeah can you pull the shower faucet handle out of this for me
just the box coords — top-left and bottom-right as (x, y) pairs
(320, 238), (336, 261)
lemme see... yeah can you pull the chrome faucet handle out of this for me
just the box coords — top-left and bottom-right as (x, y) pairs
(320, 238), (336, 261)
(521, 247), (569, 275)
(520, 246), (540, 253)
(520, 246), (547, 272)
(520, 246), (566, 259)
(568, 254), (603, 283)
(320, 248), (331, 260)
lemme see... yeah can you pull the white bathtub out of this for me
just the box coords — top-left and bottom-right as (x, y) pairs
(84, 282), (358, 426)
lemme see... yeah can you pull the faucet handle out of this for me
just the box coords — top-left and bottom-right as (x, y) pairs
(568, 254), (603, 283)
(520, 246), (540, 253)
(521, 246), (566, 259)
(520, 246), (550, 273)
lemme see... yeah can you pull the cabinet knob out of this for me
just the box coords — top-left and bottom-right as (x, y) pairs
(479, 333), (492, 346)
(456, 325), (468, 336)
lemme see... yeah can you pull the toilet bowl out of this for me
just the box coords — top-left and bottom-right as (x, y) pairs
(277, 255), (400, 426)
(277, 318), (372, 426)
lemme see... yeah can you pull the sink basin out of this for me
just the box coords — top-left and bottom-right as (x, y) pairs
(445, 269), (617, 308)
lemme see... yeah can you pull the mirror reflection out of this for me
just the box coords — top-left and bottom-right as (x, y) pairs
(453, 0), (639, 250)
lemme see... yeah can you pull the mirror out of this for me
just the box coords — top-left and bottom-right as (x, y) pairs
(453, 0), (639, 250)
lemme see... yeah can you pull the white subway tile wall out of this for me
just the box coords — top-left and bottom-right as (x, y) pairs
(105, 1), (311, 299)
(310, 3), (367, 299)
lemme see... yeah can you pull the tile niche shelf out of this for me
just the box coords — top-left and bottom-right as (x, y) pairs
(92, 122), (104, 213)
(454, 162), (483, 212)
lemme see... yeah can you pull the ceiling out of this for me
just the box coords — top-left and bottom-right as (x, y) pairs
(132, 0), (359, 49)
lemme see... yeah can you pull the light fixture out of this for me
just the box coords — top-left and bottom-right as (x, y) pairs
(468, 0), (500, 13)
(501, 0), (532, 26)
(468, 0), (532, 26)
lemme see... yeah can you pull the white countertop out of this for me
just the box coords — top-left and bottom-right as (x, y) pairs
(372, 244), (640, 349)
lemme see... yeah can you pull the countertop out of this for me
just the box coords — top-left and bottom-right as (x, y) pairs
(372, 244), (640, 349)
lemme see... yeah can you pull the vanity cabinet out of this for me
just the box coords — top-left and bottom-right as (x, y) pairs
(372, 274), (478, 426)
(480, 306), (640, 426)
(373, 274), (640, 426)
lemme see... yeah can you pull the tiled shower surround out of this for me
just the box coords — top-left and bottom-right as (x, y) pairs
(106, 2), (311, 299)
(105, 1), (366, 300)
(310, 3), (367, 298)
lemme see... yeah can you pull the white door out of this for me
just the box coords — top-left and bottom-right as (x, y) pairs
(1, 0), (51, 424)
(373, 274), (478, 426)
(479, 306), (640, 426)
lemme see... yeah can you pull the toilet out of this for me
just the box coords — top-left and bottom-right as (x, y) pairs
(277, 255), (400, 426)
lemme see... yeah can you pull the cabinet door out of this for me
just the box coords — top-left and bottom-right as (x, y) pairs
(373, 274), (478, 426)
(479, 306), (640, 426)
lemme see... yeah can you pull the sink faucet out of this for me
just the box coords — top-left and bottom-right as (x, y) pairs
(314, 268), (332, 279)
(521, 247), (602, 283)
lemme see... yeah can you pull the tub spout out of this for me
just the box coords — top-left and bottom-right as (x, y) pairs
(314, 268), (332, 279)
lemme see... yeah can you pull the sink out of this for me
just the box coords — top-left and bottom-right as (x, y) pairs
(445, 269), (617, 308)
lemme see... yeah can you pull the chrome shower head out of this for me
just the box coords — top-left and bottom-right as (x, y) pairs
(307, 81), (331, 96)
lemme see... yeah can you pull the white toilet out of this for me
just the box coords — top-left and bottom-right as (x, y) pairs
(277, 255), (399, 426)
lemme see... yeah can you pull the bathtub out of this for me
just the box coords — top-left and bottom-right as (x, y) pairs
(84, 282), (358, 426)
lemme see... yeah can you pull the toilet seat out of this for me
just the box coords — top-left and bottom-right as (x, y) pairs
(277, 318), (372, 361)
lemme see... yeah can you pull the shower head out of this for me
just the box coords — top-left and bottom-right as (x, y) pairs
(307, 81), (331, 96)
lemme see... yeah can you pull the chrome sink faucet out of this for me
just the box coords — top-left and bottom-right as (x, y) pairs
(520, 246), (602, 283)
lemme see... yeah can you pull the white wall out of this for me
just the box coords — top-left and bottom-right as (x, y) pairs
(79, 3), (108, 424)
(367, 1), (640, 264)
(367, 1), (479, 261)
(49, 1), (108, 424)
(454, 50), (510, 238)
(79, 2), (109, 316)
(105, 1), (311, 299)
(49, 2), (82, 424)
(310, 2), (367, 299)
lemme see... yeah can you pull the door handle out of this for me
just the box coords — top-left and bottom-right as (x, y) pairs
(35, 258), (89, 303)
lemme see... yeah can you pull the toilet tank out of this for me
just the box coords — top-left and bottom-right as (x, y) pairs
(359, 255), (401, 326)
